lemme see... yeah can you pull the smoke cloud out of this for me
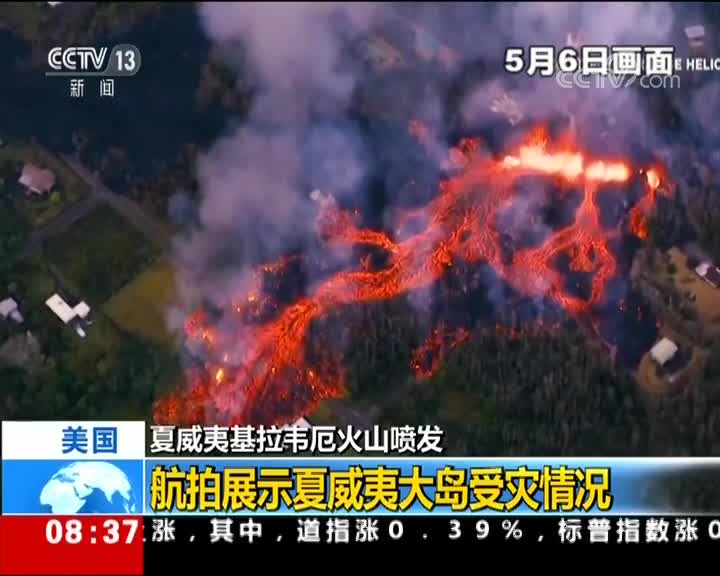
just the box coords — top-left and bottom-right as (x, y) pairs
(174, 2), (381, 310)
(151, 1), (720, 426)
(457, 2), (678, 150)
(172, 1), (697, 348)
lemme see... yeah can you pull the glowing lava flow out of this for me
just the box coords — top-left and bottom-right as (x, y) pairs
(412, 326), (471, 379)
(629, 168), (668, 239)
(154, 126), (668, 426)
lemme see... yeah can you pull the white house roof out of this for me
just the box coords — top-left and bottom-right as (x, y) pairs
(685, 25), (706, 40)
(695, 261), (720, 287)
(45, 294), (92, 326)
(45, 294), (77, 324)
(0, 298), (18, 317)
(19, 164), (55, 195)
(75, 302), (91, 319)
(650, 338), (678, 367)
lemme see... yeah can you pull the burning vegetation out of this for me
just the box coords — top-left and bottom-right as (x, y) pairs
(154, 123), (670, 427)
(412, 325), (471, 379)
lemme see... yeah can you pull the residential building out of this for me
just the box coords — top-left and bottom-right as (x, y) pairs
(45, 294), (78, 325)
(74, 301), (91, 320)
(0, 298), (23, 323)
(650, 337), (678, 367)
(45, 293), (91, 338)
(19, 164), (56, 197)
(694, 262), (720, 288)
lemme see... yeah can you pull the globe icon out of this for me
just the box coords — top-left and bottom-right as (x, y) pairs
(39, 461), (138, 514)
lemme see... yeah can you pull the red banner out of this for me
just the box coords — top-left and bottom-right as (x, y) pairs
(0, 515), (143, 575)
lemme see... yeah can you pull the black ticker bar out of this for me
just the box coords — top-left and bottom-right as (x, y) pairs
(144, 515), (720, 568)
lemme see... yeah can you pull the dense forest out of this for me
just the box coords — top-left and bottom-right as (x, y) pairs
(3, 276), (720, 455)
(344, 300), (720, 456)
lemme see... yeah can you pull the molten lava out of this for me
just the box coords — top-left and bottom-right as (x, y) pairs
(629, 168), (667, 240)
(412, 326), (471, 378)
(154, 125), (669, 427)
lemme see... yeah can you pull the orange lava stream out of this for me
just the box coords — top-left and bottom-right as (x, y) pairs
(154, 125), (668, 426)
(412, 326), (471, 378)
(629, 168), (668, 239)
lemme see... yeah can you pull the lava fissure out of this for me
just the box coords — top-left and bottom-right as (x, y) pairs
(154, 125), (668, 427)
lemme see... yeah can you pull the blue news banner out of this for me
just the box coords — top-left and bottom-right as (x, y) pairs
(0, 421), (146, 576)
(1, 421), (146, 515)
(3, 421), (720, 560)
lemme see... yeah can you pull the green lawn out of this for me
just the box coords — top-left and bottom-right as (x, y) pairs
(2, 256), (58, 308)
(0, 143), (89, 227)
(45, 205), (158, 303)
(1, 257), (118, 378)
(0, 255), (183, 422)
(104, 259), (178, 347)
(1, 256), (124, 368)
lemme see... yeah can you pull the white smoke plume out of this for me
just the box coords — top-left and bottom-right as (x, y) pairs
(174, 2), (380, 309)
(456, 2), (677, 146)
(174, 1), (692, 322)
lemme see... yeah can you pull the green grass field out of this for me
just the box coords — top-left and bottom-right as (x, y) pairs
(104, 260), (178, 347)
(0, 253), (184, 423)
(0, 143), (89, 227)
(0, 256), (124, 372)
(2, 256), (57, 308)
(61, 313), (126, 372)
(45, 205), (157, 303)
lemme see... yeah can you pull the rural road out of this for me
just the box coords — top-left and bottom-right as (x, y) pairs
(17, 151), (383, 432)
(61, 156), (384, 431)
(20, 194), (100, 258)
(60, 154), (171, 252)
(17, 153), (171, 263)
